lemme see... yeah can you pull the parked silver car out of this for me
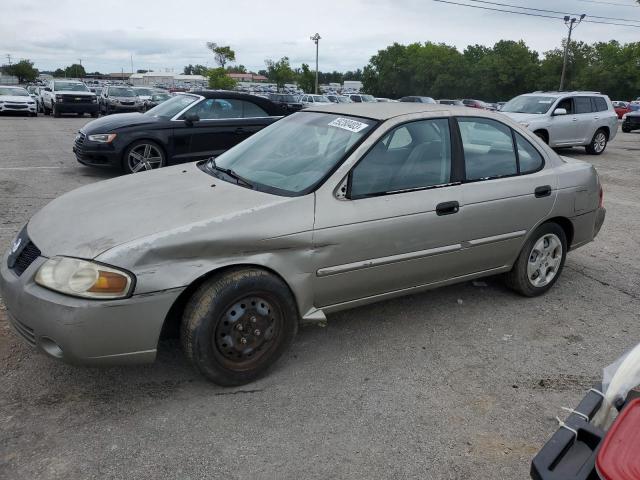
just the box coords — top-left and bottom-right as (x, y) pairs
(500, 91), (618, 154)
(1, 104), (605, 385)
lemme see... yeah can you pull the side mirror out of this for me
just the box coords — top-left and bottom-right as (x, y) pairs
(184, 112), (200, 126)
(553, 108), (567, 116)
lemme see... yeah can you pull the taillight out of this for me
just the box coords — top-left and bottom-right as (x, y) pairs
(599, 185), (604, 208)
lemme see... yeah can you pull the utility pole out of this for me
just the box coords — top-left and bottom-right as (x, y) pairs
(310, 33), (321, 94)
(77, 58), (81, 79)
(559, 14), (585, 91)
(6, 53), (12, 67)
(130, 55), (134, 77)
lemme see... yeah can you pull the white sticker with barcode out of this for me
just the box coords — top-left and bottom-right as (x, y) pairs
(328, 117), (369, 132)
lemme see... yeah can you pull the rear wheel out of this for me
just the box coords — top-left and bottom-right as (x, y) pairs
(180, 268), (298, 386)
(505, 222), (567, 297)
(122, 140), (166, 174)
(586, 129), (608, 155)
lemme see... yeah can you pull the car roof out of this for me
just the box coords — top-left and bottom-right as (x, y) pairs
(190, 89), (284, 115)
(522, 91), (604, 98)
(305, 102), (462, 120)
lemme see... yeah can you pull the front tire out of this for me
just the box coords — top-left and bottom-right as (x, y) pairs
(122, 140), (166, 174)
(586, 129), (608, 155)
(52, 103), (61, 118)
(180, 268), (298, 386)
(622, 126), (631, 133)
(505, 222), (567, 297)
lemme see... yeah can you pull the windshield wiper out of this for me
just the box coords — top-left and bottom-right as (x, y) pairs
(207, 158), (254, 189)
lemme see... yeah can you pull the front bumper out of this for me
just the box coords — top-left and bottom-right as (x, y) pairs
(107, 103), (141, 112)
(73, 133), (122, 168)
(54, 102), (99, 114)
(0, 103), (37, 113)
(623, 117), (640, 131)
(0, 249), (183, 366)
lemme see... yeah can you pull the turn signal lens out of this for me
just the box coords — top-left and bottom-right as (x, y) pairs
(36, 257), (133, 299)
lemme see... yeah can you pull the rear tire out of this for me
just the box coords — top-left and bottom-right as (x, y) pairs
(180, 268), (298, 386)
(505, 222), (567, 297)
(586, 129), (608, 155)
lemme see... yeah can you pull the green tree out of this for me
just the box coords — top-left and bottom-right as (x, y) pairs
(64, 63), (86, 78)
(297, 64), (316, 93)
(226, 65), (247, 74)
(206, 43), (236, 68)
(53, 68), (65, 77)
(207, 67), (237, 90)
(265, 57), (295, 90)
(2, 59), (38, 83)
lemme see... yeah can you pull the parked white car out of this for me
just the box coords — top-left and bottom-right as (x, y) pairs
(0, 86), (37, 116)
(500, 91), (618, 154)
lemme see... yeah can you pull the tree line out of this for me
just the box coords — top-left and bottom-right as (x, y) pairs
(361, 40), (640, 101)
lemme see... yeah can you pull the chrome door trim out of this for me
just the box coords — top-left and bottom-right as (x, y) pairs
(316, 243), (462, 277)
(466, 230), (527, 247)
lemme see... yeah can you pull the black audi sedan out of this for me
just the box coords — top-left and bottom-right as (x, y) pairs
(73, 91), (286, 174)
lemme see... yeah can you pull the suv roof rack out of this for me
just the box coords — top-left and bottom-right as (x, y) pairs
(531, 90), (601, 94)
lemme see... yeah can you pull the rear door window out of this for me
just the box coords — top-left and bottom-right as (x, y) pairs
(574, 97), (593, 114)
(458, 117), (517, 180)
(592, 97), (608, 112)
(515, 133), (544, 173)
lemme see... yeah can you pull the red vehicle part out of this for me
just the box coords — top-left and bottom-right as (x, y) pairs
(596, 398), (640, 480)
(615, 106), (631, 119)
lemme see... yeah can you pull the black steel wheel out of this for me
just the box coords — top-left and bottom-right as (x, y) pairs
(181, 268), (298, 386)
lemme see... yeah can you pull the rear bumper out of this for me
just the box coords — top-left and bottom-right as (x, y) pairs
(569, 207), (605, 250)
(0, 249), (183, 366)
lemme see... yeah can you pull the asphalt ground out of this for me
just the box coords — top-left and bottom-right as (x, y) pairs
(1, 114), (639, 479)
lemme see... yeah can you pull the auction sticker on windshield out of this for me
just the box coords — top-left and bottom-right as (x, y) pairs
(328, 117), (370, 133)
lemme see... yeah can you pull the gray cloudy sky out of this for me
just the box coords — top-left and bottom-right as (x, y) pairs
(3, 0), (639, 74)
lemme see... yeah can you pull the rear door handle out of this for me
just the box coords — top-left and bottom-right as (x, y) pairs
(436, 201), (460, 216)
(535, 185), (552, 198)
(234, 127), (246, 134)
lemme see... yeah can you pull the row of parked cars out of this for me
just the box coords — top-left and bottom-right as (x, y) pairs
(10, 81), (173, 117)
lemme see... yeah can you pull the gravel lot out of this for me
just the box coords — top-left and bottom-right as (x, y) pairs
(1, 114), (639, 480)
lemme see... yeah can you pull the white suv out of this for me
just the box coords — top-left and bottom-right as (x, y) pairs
(500, 91), (618, 155)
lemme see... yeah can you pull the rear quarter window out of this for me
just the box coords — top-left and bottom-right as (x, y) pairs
(574, 97), (593, 114)
(592, 97), (608, 112)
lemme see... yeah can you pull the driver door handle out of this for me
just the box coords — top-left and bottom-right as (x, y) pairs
(436, 201), (460, 216)
(234, 127), (246, 135)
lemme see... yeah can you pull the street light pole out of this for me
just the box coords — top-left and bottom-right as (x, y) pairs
(310, 33), (321, 94)
(559, 14), (585, 91)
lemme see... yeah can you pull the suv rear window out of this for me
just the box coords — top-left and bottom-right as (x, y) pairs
(574, 97), (593, 114)
(592, 97), (608, 112)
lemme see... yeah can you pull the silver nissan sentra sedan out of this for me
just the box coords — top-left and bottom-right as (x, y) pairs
(1, 103), (605, 386)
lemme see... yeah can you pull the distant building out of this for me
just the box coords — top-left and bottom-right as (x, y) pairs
(129, 72), (206, 86)
(343, 80), (363, 91)
(227, 73), (268, 83)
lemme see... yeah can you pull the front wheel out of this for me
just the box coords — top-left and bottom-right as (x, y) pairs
(52, 103), (61, 118)
(586, 129), (608, 155)
(181, 268), (298, 386)
(122, 140), (166, 174)
(622, 127), (631, 133)
(504, 223), (567, 297)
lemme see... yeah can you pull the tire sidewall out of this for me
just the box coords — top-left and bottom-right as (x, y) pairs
(513, 223), (567, 296)
(183, 270), (298, 386)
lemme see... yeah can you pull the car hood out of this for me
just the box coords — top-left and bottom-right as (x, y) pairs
(0, 95), (34, 103)
(500, 112), (545, 122)
(26, 162), (303, 260)
(56, 91), (94, 96)
(80, 112), (158, 133)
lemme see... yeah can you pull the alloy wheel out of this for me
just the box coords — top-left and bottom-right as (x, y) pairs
(127, 143), (163, 172)
(593, 132), (607, 153)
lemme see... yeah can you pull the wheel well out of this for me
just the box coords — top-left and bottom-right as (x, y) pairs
(159, 264), (299, 340)
(596, 126), (610, 140)
(545, 217), (574, 249)
(533, 129), (549, 143)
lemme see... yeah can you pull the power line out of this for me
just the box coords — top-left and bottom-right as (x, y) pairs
(469, 0), (640, 23)
(432, 0), (640, 27)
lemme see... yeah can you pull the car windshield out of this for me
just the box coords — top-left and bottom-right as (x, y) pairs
(54, 82), (89, 92)
(501, 95), (556, 114)
(152, 93), (170, 101)
(312, 95), (330, 103)
(337, 96), (352, 103)
(144, 94), (199, 118)
(110, 87), (136, 97)
(0, 87), (29, 96)
(205, 112), (375, 195)
(360, 94), (377, 102)
(134, 88), (155, 95)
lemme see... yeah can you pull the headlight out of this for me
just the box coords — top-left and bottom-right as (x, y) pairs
(110, 99), (119, 104)
(88, 133), (117, 143)
(35, 256), (134, 299)
(91, 97), (97, 103)
(622, 114), (628, 120)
